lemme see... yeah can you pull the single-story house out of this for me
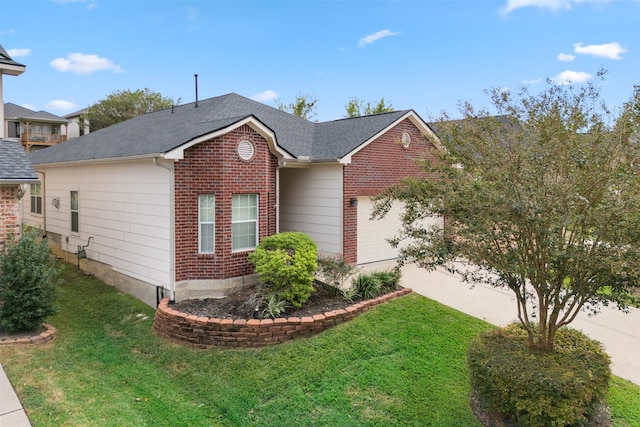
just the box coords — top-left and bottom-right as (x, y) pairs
(26, 93), (443, 306)
(0, 139), (39, 245)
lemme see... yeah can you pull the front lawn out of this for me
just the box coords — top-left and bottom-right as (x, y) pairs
(1, 262), (639, 426)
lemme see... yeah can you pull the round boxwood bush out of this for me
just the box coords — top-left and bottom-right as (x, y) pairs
(0, 228), (61, 332)
(248, 232), (317, 308)
(467, 323), (611, 427)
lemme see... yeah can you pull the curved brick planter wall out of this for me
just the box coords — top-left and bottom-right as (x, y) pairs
(0, 323), (57, 346)
(153, 288), (412, 348)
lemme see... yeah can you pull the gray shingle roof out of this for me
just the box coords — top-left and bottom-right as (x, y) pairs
(4, 103), (68, 123)
(0, 140), (38, 182)
(29, 93), (417, 165)
(0, 45), (26, 70)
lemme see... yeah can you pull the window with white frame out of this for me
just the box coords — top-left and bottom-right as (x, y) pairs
(199, 194), (215, 253)
(30, 183), (42, 214)
(70, 191), (79, 233)
(232, 194), (258, 251)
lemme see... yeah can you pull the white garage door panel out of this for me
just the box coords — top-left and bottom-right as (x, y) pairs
(357, 197), (442, 265)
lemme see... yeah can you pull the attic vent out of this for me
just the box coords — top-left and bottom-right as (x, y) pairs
(237, 140), (255, 161)
(401, 132), (411, 148)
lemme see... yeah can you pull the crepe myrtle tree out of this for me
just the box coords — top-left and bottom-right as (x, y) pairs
(373, 72), (640, 352)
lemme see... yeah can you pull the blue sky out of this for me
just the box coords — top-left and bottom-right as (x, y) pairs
(0, 0), (638, 122)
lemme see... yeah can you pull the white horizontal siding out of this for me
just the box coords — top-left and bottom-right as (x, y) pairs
(279, 164), (342, 256)
(35, 159), (172, 286)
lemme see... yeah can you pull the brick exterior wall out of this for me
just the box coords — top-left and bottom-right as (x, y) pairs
(152, 288), (412, 348)
(0, 186), (21, 246)
(342, 119), (439, 264)
(174, 125), (278, 282)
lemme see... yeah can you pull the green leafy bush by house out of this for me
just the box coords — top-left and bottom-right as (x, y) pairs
(0, 228), (61, 332)
(249, 232), (317, 308)
(467, 323), (611, 427)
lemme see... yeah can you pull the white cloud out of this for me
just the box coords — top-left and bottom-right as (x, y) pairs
(552, 70), (593, 85)
(557, 53), (576, 62)
(7, 48), (31, 58)
(1, 28), (16, 35)
(252, 90), (278, 102)
(357, 29), (399, 48)
(501, 0), (611, 13)
(502, 0), (570, 13)
(21, 103), (37, 111)
(186, 7), (199, 22)
(523, 78), (542, 84)
(52, 0), (96, 8)
(574, 42), (626, 59)
(45, 99), (78, 111)
(50, 53), (123, 74)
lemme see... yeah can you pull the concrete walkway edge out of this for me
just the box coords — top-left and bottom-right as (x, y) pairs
(0, 362), (31, 426)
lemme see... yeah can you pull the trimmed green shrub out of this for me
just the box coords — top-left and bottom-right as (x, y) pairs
(467, 323), (611, 427)
(248, 232), (317, 308)
(0, 228), (61, 332)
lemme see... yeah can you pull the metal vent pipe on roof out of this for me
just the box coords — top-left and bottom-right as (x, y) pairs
(194, 74), (199, 108)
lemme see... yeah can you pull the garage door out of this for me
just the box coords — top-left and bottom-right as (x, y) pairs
(356, 197), (442, 265)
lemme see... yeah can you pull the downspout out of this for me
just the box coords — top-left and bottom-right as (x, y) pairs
(35, 170), (46, 238)
(153, 157), (176, 303)
(275, 166), (280, 233)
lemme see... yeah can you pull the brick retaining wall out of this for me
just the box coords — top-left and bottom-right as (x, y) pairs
(0, 323), (57, 346)
(153, 288), (412, 348)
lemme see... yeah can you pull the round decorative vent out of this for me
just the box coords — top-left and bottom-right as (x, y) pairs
(237, 140), (255, 161)
(401, 132), (411, 148)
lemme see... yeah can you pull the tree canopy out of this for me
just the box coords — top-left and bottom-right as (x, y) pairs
(277, 93), (319, 121)
(87, 88), (179, 131)
(374, 73), (640, 351)
(344, 97), (394, 117)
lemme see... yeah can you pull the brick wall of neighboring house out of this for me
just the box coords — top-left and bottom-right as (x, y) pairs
(0, 186), (20, 246)
(174, 125), (278, 282)
(342, 119), (439, 264)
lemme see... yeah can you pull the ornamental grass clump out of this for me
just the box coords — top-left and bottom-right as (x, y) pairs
(0, 227), (61, 332)
(249, 232), (317, 308)
(467, 323), (611, 427)
(349, 269), (401, 300)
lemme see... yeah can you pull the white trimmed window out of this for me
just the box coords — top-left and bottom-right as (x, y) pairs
(199, 195), (215, 253)
(232, 194), (258, 251)
(70, 191), (79, 233)
(30, 183), (42, 214)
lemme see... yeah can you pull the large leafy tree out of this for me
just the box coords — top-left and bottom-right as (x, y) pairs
(374, 73), (640, 352)
(87, 88), (178, 131)
(277, 93), (319, 120)
(344, 96), (394, 117)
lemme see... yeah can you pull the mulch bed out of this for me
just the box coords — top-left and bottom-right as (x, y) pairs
(173, 282), (357, 320)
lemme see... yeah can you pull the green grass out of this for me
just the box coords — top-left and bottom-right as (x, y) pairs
(1, 262), (639, 426)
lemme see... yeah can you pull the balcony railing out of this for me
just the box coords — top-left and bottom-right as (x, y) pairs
(21, 133), (68, 145)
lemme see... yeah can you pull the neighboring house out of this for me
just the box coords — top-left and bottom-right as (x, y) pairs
(0, 44), (26, 144)
(26, 93), (443, 306)
(0, 139), (39, 245)
(64, 108), (89, 139)
(3, 103), (69, 153)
